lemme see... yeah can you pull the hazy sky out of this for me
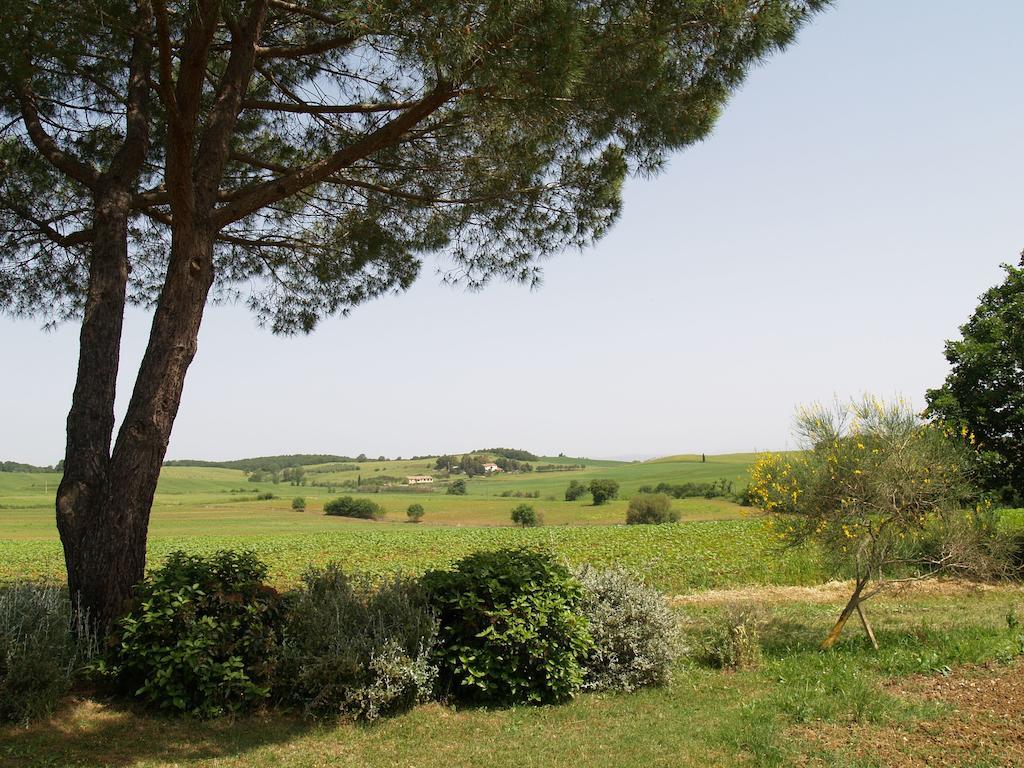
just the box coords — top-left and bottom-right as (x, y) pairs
(2, 0), (1022, 466)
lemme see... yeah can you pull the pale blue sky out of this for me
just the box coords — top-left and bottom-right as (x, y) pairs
(3, 0), (1022, 465)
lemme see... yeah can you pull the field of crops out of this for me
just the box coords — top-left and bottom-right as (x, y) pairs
(0, 520), (825, 594)
(0, 452), (825, 593)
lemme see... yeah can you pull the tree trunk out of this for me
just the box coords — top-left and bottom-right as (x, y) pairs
(55, 183), (134, 629)
(57, 217), (215, 629)
(820, 578), (868, 650)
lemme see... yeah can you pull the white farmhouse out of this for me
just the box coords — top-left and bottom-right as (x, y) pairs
(482, 463), (502, 474)
(406, 475), (435, 485)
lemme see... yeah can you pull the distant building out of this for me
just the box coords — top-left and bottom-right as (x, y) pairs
(482, 463), (502, 474)
(406, 475), (435, 485)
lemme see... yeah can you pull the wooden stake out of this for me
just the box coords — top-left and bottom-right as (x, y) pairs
(856, 601), (879, 651)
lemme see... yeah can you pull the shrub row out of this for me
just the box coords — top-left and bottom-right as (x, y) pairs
(2, 548), (680, 723)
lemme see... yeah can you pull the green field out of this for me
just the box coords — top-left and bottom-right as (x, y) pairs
(4, 454), (1024, 767)
(0, 454), (765, 590)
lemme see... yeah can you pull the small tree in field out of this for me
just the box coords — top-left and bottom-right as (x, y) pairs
(511, 504), (539, 527)
(565, 480), (587, 502)
(447, 479), (467, 496)
(589, 479), (620, 506)
(625, 493), (678, 525)
(751, 398), (1004, 650)
(407, 503), (425, 523)
(291, 497), (305, 512)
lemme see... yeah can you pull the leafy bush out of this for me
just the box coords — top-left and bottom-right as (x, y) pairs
(574, 566), (679, 692)
(323, 496), (384, 519)
(589, 479), (619, 505)
(291, 497), (306, 511)
(511, 504), (539, 527)
(256, 491), (276, 500)
(697, 605), (765, 671)
(446, 479), (467, 495)
(637, 479), (734, 499)
(626, 493), (678, 525)
(97, 550), (284, 718)
(0, 583), (97, 723)
(407, 503), (425, 523)
(565, 480), (587, 501)
(278, 566), (437, 720)
(423, 548), (593, 704)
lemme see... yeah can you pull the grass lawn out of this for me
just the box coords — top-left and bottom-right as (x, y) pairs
(2, 584), (1022, 768)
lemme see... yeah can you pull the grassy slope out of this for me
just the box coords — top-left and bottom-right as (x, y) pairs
(0, 453), (754, 540)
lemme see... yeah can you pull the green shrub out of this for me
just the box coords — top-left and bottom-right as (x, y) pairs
(446, 479), (467, 495)
(407, 503), (425, 523)
(292, 497), (306, 511)
(698, 604), (765, 671)
(573, 566), (679, 692)
(323, 495), (384, 519)
(97, 550), (284, 718)
(511, 504), (539, 527)
(278, 566), (437, 720)
(423, 548), (592, 705)
(565, 480), (587, 501)
(0, 583), (97, 723)
(625, 493), (678, 525)
(256, 492), (276, 501)
(589, 479), (619, 505)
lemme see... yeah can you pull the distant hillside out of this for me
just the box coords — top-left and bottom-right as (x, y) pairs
(471, 448), (540, 461)
(164, 454), (355, 473)
(1, 460), (60, 473)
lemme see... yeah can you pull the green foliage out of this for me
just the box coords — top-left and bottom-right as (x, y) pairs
(638, 479), (734, 499)
(0, 583), (97, 723)
(565, 480), (587, 501)
(697, 605), (765, 671)
(407, 503), (425, 523)
(323, 496), (384, 520)
(256, 492), (276, 501)
(511, 504), (539, 527)
(0, 0), (828, 332)
(751, 398), (996, 584)
(458, 455), (487, 477)
(589, 479), (620, 505)
(446, 479), (467, 496)
(423, 548), (593, 704)
(475, 448), (539, 462)
(291, 497), (306, 511)
(926, 262), (1024, 505)
(278, 566), (437, 721)
(573, 566), (679, 692)
(97, 551), (284, 718)
(626, 493), (678, 525)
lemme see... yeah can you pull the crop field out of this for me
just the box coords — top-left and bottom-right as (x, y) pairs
(0, 453), (815, 592)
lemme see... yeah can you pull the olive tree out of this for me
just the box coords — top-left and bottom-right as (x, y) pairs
(0, 0), (827, 627)
(750, 397), (1003, 650)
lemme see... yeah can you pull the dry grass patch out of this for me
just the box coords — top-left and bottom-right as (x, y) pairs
(797, 660), (1024, 768)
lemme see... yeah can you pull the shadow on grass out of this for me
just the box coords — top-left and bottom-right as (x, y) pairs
(0, 695), (316, 768)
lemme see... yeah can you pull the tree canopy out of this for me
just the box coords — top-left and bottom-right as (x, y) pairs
(1, 0), (827, 332)
(926, 260), (1024, 505)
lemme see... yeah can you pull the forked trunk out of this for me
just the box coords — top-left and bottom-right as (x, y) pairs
(57, 220), (215, 629)
(820, 577), (869, 651)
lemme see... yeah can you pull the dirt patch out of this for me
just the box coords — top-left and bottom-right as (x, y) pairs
(670, 579), (1012, 607)
(797, 660), (1024, 767)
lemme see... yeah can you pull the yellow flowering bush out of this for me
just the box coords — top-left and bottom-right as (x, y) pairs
(752, 397), (1002, 649)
